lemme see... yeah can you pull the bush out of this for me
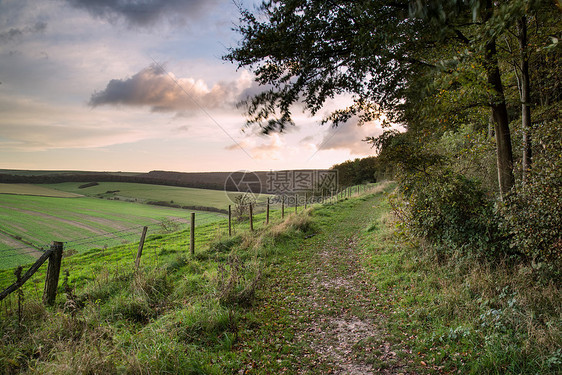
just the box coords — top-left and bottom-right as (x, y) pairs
(503, 120), (562, 264)
(400, 169), (506, 257)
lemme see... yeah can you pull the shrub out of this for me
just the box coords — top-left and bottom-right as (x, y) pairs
(233, 193), (256, 222)
(78, 182), (99, 189)
(400, 169), (506, 257)
(503, 119), (562, 265)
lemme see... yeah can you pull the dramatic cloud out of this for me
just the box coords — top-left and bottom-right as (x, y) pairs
(65, 0), (218, 27)
(0, 22), (46, 44)
(89, 65), (252, 112)
(316, 119), (383, 156)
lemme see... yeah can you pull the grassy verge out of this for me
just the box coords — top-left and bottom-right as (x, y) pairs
(359, 194), (562, 374)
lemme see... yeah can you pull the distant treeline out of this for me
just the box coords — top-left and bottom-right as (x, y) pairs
(0, 167), (392, 192)
(331, 156), (394, 187)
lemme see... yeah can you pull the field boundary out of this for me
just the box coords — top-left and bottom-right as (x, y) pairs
(0, 184), (376, 308)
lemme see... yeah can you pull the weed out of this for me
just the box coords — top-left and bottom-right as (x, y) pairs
(215, 256), (262, 307)
(208, 236), (242, 254)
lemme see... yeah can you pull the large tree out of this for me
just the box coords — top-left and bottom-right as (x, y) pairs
(225, 0), (427, 131)
(226, 0), (556, 197)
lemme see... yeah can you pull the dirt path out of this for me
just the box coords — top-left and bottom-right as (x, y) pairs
(238, 193), (416, 374)
(294, 233), (405, 374)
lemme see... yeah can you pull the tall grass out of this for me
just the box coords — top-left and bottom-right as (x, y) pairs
(361, 200), (562, 374)
(0, 198), (317, 374)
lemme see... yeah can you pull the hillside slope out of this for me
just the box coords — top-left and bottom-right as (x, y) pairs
(1, 182), (559, 374)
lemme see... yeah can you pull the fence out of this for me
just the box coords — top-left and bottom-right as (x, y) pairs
(0, 184), (375, 312)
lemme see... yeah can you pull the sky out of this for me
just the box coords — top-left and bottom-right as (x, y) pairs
(0, 0), (385, 173)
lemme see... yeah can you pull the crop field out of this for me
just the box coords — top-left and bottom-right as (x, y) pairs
(41, 182), (247, 210)
(0, 193), (224, 270)
(0, 183), (83, 198)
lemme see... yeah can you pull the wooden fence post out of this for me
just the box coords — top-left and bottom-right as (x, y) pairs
(135, 226), (148, 270)
(304, 192), (308, 209)
(281, 196), (285, 219)
(228, 205), (232, 236)
(249, 204), (254, 231)
(266, 198), (270, 225)
(43, 241), (63, 306)
(295, 194), (298, 214)
(190, 212), (195, 255)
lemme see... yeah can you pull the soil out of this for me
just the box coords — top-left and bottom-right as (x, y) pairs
(239, 195), (417, 374)
(290, 234), (413, 374)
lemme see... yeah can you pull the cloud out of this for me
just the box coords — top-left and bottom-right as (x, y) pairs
(0, 94), (156, 151)
(0, 22), (47, 44)
(89, 65), (253, 113)
(65, 0), (218, 27)
(225, 134), (286, 160)
(316, 118), (383, 156)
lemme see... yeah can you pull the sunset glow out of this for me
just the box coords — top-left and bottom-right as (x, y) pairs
(0, 0), (383, 172)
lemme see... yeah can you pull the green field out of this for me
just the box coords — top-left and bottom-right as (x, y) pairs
(0, 194), (224, 269)
(0, 183), (83, 198)
(0, 182), (331, 270)
(41, 182), (245, 211)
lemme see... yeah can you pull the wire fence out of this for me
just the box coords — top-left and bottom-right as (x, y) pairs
(0, 184), (376, 315)
(0, 216), (211, 312)
(0, 213), (224, 269)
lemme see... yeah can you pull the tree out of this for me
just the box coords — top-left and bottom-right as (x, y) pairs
(331, 156), (380, 186)
(225, 0), (427, 131)
(226, 0), (558, 198)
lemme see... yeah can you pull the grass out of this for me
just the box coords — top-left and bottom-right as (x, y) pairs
(358, 193), (562, 374)
(1, 182), (558, 374)
(0, 194), (224, 270)
(41, 182), (263, 211)
(0, 185), (324, 374)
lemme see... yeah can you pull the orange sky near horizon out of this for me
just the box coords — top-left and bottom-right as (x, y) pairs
(0, 0), (385, 173)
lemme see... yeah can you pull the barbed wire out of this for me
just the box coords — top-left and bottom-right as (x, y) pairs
(0, 194), (351, 265)
(1, 189), (361, 252)
(0, 249), (46, 260)
(0, 214), (221, 260)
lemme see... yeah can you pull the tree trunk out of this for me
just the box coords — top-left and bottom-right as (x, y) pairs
(518, 16), (532, 184)
(484, 37), (515, 198)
